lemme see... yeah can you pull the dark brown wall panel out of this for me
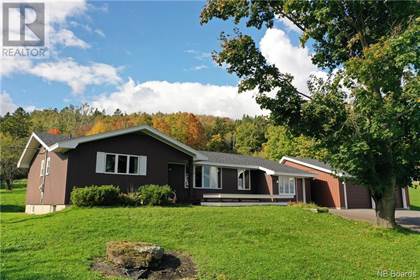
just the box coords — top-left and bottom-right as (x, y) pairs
(65, 132), (192, 204)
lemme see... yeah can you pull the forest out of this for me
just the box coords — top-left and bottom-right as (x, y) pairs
(0, 105), (326, 188)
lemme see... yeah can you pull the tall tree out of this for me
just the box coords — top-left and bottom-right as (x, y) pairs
(0, 133), (26, 190)
(201, 1), (419, 227)
(234, 116), (268, 155)
(262, 125), (327, 161)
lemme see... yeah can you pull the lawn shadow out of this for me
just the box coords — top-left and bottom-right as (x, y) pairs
(0, 204), (25, 213)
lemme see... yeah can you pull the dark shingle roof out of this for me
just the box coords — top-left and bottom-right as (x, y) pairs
(35, 132), (71, 146)
(199, 151), (313, 176)
(283, 156), (333, 171)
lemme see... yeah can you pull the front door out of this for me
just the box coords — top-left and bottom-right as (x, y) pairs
(168, 163), (187, 202)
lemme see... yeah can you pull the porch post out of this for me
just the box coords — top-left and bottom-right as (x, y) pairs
(302, 178), (306, 204)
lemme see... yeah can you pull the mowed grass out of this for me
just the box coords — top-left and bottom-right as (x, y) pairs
(1, 182), (419, 280)
(409, 187), (420, 211)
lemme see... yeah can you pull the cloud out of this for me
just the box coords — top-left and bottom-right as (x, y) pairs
(184, 49), (212, 61)
(27, 58), (122, 94)
(0, 92), (18, 116)
(259, 28), (326, 94)
(91, 79), (266, 119)
(0, 59), (33, 77)
(278, 17), (302, 33)
(51, 29), (90, 49)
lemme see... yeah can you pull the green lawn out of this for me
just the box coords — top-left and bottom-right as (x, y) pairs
(409, 187), (420, 211)
(1, 182), (419, 280)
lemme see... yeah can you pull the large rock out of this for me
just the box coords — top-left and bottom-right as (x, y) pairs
(106, 241), (164, 269)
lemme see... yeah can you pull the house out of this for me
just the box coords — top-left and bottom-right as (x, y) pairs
(17, 125), (314, 214)
(280, 156), (410, 209)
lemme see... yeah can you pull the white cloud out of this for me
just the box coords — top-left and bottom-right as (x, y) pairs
(278, 17), (302, 34)
(0, 59), (33, 76)
(27, 58), (122, 94)
(51, 29), (90, 49)
(259, 28), (326, 94)
(0, 92), (18, 116)
(92, 78), (266, 119)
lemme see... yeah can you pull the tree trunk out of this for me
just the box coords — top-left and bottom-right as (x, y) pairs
(5, 179), (13, 190)
(374, 185), (396, 228)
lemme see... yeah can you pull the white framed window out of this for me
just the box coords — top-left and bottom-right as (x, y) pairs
(96, 152), (147, 175)
(45, 157), (51, 175)
(40, 159), (45, 177)
(194, 165), (222, 189)
(237, 169), (251, 190)
(279, 176), (296, 195)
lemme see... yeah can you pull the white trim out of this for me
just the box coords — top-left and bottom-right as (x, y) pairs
(302, 178), (307, 203)
(51, 125), (207, 161)
(203, 193), (294, 199)
(402, 188), (408, 209)
(280, 156), (335, 174)
(371, 197), (376, 209)
(196, 161), (313, 178)
(201, 202), (288, 207)
(342, 180), (348, 209)
(45, 157), (51, 176)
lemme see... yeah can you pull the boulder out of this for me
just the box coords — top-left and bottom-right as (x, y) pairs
(107, 241), (164, 269)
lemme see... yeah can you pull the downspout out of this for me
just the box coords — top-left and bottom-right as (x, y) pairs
(342, 180), (348, 209)
(40, 150), (48, 204)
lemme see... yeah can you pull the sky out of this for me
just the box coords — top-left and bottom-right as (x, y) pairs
(1, 0), (324, 119)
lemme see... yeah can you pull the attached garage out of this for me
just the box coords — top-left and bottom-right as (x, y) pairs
(280, 156), (409, 209)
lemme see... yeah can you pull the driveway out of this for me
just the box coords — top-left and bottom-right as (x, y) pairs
(330, 209), (420, 232)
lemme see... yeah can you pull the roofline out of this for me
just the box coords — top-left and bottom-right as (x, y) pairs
(50, 125), (207, 161)
(195, 161), (314, 178)
(17, 133), (55, 168)
(280, 156), (344, 176)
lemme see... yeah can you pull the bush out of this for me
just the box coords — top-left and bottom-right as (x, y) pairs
(138, 185), (173, 206)
(71, 185), (121, 207)
(119, 192), (142, 207)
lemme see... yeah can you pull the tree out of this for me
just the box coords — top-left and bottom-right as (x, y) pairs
(234, 116), (268, 155)
(201, 1), (419, 227)
(262, 125), (327, 161)
(0, 108), (31, 139)
(0, 133), (26, 190)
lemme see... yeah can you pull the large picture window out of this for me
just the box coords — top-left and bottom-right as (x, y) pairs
(279, 176), (295, 195)
(98, 152), (146, 175)
(237, 169), (251, 190)
(194, 165), (221, 189)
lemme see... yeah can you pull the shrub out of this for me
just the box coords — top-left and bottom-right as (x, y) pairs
(138, 185), (173, 206)
(119, 192), (142, 207)
(71, 185), (121, 207)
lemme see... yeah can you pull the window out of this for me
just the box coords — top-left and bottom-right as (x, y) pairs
(40, 159), (45, 177)
(194, 165), (221, 189)
(105, 154), (116, 172)
(118, 155), (128, 173)
(238, 169), (251, 190)
(129, 156), (139, 174)
(45, 157), (51, 175)
(279, 176), (295, 195)
(97, 152), (146, 175)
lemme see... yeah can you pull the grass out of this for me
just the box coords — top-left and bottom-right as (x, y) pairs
(1, 182), (419, 280)
(409, 187), (420, 211)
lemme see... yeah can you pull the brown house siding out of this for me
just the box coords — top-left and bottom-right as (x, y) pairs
(65, 132), (193, 204)
(283, 160), (342, 208)
(342, 180), (372, 208)
(26, 147), (68, 205)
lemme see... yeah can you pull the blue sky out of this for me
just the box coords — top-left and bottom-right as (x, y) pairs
(1, 1), (320, 119)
